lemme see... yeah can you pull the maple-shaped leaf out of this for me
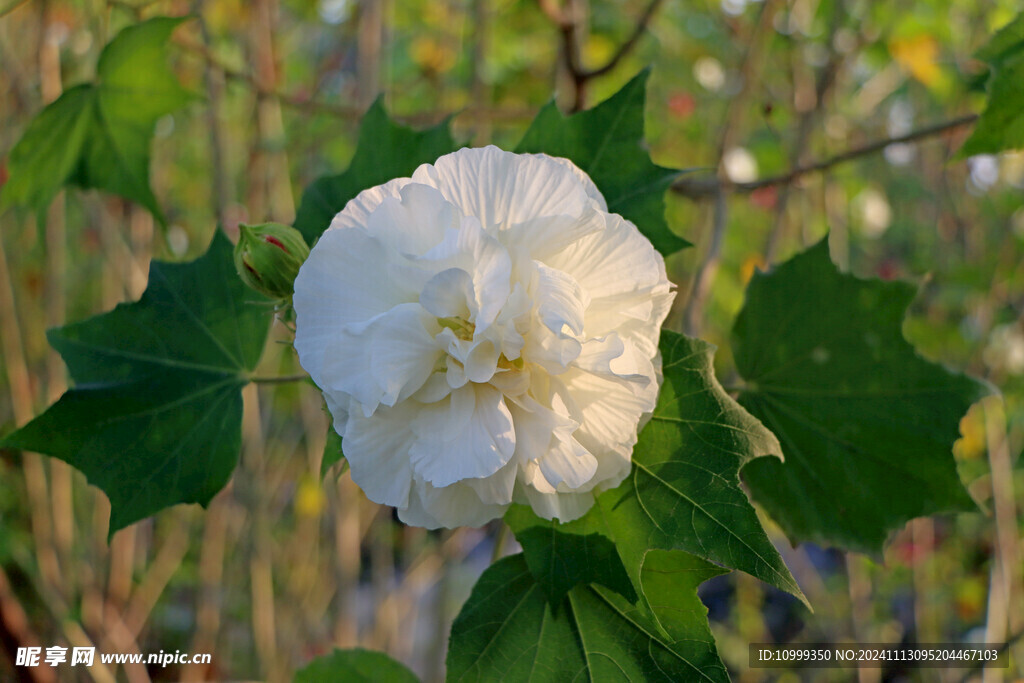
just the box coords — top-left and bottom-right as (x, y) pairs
(447, 551), (728, 682)
(734, 238), (991, 552)
(292, 99), (456, 244)
(0, 17), (194, 223)
(960, 12), (1024, 155)
(2, 233), (271, 535)
(506, 331), (806, 609)
(515, 69), (691, 255)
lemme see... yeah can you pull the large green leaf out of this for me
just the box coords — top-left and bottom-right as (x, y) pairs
(2, 232), (271, 535)
(507, 332), (805, 609)
(504, 505), (635, 606)
(974, 12), (1024, 66)
(446, 552), (727, 682)
(514, 70), (690, 255)
(292, 100), (457, 244)
(295, 648), (418, 683)
(734, 238), (991, 553)
(960, 12), (1024, 155)
(0, 17), (193, 222)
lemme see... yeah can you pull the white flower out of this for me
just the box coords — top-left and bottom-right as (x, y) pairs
(293, 146), (674, 528)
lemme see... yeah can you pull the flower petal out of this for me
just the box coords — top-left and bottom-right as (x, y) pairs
(503, 211), (604, 262)
(327, 177), (410, 232)
(320, 303), (440, 414)
(412, 146), (596, 232)
(370, 305), (443, 406)
(464, 459), (517, 506)
(545, 212), (668, 300)
(533, 261), (589, 335)
(399, 479), (508, 528)
(409, 384), (515, 487)
(517, 481), (595, 523)
(363, 183), (460, 256)
(342, 403), (417, 508)
(294, 227), (423, 384)
(463, 339), (500, 384)
(420, 267), (474, 319)
(418, 218), (511, 327)
(563, 366), (656, 456)
(536, 434), (598, 490)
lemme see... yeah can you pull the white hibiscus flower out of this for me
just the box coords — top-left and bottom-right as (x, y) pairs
(293, 146), (674, 528)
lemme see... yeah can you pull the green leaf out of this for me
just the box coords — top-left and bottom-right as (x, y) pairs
(975, 12), (1024, 66)
(960, 13), (1024, 155)
(2, 232), (271, 535)
(507, 331), (805, 609)
(960, 55), (1024, 156)
(446, 552), (727, 682)
(514, 70), (690, 255)
(504, 504), (636, 606)
(0, 17), (194, 221)
(320, 427), (345, 479)
(293, 100), (456, 244)
(295, 648), (418, 683)
(733, 238), (991, 553)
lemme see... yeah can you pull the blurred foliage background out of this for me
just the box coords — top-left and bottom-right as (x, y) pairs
(1, 0), (1022, 680)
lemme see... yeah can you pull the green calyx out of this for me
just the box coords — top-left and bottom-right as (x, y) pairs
(234, 222), (310, 299)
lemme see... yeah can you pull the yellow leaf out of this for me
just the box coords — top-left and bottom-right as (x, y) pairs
(890, 34), (941, 87)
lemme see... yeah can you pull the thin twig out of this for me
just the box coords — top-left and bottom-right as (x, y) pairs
(176, 36), (534, 125)
(191, 1), (230, 228)
(672, 114), (978, 199)
(763, 13), (845, 263)
(539, 0), (666, 111)
(578, 0), (664, 79)
(681, 0), (779, 336)
(683, 185), (726, 336)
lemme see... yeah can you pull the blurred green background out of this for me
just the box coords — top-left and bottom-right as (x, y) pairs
(1, 0), (1022, 680)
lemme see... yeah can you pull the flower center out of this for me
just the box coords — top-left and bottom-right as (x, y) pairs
(436, 316), (475, 340)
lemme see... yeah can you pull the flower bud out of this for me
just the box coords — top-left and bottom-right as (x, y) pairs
(234, 222), (310, 299)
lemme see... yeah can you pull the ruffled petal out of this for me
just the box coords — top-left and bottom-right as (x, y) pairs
(545, 212), (668, 300)
(412, 146), (596, 232)
(400, 479), (508, 528)
(536, 434), (598, 490)
(563, 367), (657, 455)
(327, 177), (411, 232)
(369, 305), (443, 406)
(293, 227), (424, 384)
(533, 261), (589, 335)
(420, 268), (474, 319)
(320, 303), (441, 415)
(516, 480), (595, 523)
(362, 183), (460, 256)
(464, 459), (518, 506)
(417, 218), (512, 327)
(342, 403), (418, 508)
(409, 384), (515, 487)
